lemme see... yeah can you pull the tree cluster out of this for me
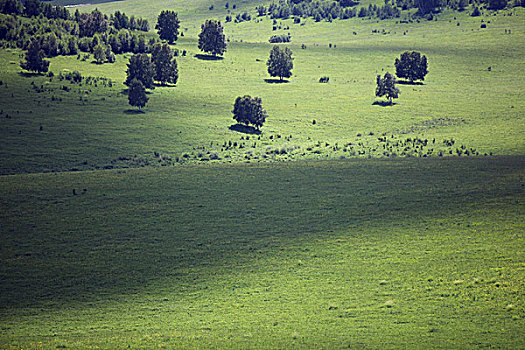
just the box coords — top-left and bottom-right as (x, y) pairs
(110, 10), (149, 32)
(125, 44), (179, 109)
(2, 0), (152, 64)
(269, 34), (291, 43)
(232, 95), (267, 130)
(256, 0), (401, 22)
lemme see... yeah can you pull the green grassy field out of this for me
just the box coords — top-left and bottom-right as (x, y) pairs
(1, 0), (524, 348)
(0, 5), (523, 174)
(1, 157), (524, 349)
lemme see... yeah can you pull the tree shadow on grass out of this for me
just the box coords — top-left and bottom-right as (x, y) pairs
(18, 71), (43, 78)
(195, 54), (224, 61)
(124, 109), (145, 114)
(154, 82), (177, 88)
(264, 78), (290, 84)
(121, 89), (153, 95)
(372, 100), (397, 107)
(229, 124), (262, 135)
(396, 80), (424, 85)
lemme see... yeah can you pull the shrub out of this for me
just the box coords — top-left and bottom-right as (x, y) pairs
(269, 34), (291, 43)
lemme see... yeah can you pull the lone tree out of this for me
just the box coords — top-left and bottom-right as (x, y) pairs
(125, 53), (155, 89)
(128, 78), (149, 110)
(395, 51), (428, 83)
(232, 95), (267, 130)
(375, 72), (400, 104)
(20, 39), (50, 74)
(198, 20), (227, 56)
(151, 43), (178, 85)
(267, 45), (293, 81)
(156, 10), (180, 44)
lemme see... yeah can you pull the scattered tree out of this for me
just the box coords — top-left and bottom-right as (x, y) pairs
(394, 51), (428, 83)
(125, 53), (155, 89)
(266, 45), (293, 81)
(198, 19), (227, 56)
(156, 10), (180, 44)
(128, 78), (148, 110)
(151, 43), (178, 85)
(376, 72), (399, 104)
(232, 95), (267, 130)
(20, 38), (50, 73)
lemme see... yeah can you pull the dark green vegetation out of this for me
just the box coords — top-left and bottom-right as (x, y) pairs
(267, 45), (294, 81)
(128, 78), (148, 110)
(232, 94), (267, 130)
(375, 72), (400, 104)
(198, 19), (227, 57)
(395, 50), (428, 83)
(1, 157), (524, 349)
(155, 10), (180, 44)
(0, 0), (524, 348)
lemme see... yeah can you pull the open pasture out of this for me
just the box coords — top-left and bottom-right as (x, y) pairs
(0, 6), (524, 174)
(0, 0), (524, 348)
(1, 156), (524, 349)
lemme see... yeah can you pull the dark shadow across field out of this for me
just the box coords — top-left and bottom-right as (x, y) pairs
(0, 156), (522, 309)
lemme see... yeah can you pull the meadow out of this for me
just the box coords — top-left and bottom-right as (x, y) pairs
(0, 0), (524, 348)
(1, 157), (524, 349)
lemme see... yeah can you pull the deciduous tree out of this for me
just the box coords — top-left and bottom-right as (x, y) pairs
(125, 53), (155, 89)
(198, 19), (227, 56)
(20, 38), (49, 73)
(232, 95), (267, 130)
(93, 44), (106, 64)
(151, 43), (178, 85)
(395, 51), (428, 83)
(375, 72), (399, 104)
(128, 78), (148, 110)
(155, 10), (180, 44)
(266, 45), (293, 81)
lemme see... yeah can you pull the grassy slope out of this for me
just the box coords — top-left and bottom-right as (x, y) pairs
(0, 1), (524, 348)
(0, 7), (523, 174)
(1, 156), (524, 349)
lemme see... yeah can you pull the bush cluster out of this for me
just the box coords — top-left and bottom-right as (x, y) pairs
(1, 0), (153, 64)
(269, 34), (291, 43)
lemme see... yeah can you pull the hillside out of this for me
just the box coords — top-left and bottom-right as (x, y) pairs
(0, 0), (524, 348)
